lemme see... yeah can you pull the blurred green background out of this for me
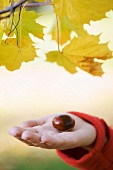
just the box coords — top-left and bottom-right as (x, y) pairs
(1, 150), (77, 170)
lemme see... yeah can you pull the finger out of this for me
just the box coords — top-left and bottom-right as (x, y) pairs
(9, 126), (34, 146)
(19, 120), (39, 128)
(19, 118), (46, 128)
(34, 124), (55, 135)
(21, 130), (41, 147)
(9, 126), (38, 137)
(9, 126), (24, 138)
(20, 130), (58, 149)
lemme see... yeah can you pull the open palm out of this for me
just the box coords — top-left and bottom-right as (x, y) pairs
(9, 113), (96, 150)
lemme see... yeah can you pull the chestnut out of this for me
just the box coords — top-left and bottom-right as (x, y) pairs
(52, 114), (75, 132)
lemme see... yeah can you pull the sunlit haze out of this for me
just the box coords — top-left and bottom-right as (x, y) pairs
(0, 9), (113, 126)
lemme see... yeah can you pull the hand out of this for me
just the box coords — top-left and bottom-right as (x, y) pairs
(9, 113), (96, 150)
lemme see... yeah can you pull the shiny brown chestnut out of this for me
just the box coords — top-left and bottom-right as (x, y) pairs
(52, 114), (75, 132)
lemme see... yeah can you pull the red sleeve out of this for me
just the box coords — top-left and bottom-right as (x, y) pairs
(57, 111), (113, 170)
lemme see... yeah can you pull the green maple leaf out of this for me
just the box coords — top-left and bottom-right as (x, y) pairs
(13, 9), (45, 39)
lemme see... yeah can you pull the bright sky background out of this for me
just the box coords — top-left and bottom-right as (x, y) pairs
(0, 7), (113, 127)
(0, 8), (113, 168)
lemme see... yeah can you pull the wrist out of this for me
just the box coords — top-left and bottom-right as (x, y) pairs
(83, 136), (108, 151)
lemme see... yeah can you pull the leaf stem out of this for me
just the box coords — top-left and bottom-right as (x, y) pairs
(56, 15), (60, 52)
(19, 1), (27, 50)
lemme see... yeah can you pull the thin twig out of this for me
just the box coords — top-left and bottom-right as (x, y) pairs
(0, 0), (26, 20)
(0, 1), (51, 15)
(8, 6), (22, 37)
(0, 0), (51, 20)
(0, 0), (27, 14)
(15, 6), (22, 45)
(22, 2), (50, 7)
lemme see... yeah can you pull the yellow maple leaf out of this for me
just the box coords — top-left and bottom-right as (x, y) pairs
(46, 32), (112, 76)
(63, 33), (112, 59)
(46, 51), (76, 74)
(52, 0), (113, 35)
(3, 9), (44, 44)
(63, 32), (112, 75)
(0, 8), (44, 71)
(0, 38), (37, 71)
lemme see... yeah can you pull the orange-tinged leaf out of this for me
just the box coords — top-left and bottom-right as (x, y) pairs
(78, 58), (104, 76)
(0, 38), (37, 71)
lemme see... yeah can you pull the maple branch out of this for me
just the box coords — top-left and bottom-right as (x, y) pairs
(0, 0), (51, 20)
(0, 0), (26, 14)
(22, 2), (51, 7)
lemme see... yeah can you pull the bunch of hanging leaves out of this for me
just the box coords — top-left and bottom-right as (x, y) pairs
(0, 0), (113, 75)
